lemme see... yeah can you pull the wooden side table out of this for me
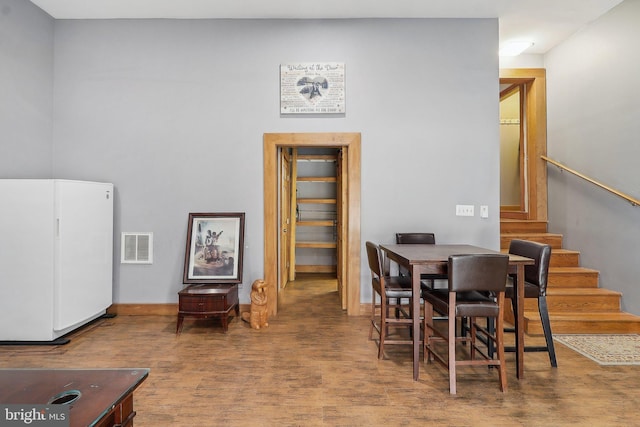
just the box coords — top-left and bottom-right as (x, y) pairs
(176, 284), (239, 334)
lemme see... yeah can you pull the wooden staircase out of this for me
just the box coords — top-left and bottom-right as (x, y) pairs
(501, 219), (640, 334)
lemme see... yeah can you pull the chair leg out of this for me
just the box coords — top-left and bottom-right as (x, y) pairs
(538, 296), (558, 368)
(408, 298), (414, 339)
(448, 306), (457, 395)
(423, 301), (434, 362)
(486, 317), (495, 359)
(510, 294), (519, 348)
(369, 293), (376, 341)
(511, 295), (518, 332)
(394, 297), (401, 319)
(460, 317), (467, 339)
(470, 317), (477, 360)
(378, 297), (387, 359)
(495, 301), (507, 392)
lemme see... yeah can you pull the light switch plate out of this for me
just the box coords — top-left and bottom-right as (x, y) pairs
(456, 205), (474, 217)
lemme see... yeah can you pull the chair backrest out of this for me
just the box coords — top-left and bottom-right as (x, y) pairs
(366, 241), (388, 298)
(365, 241), (383, 279)
(508, 239), (552, 294)
(448, 254), (509, 293)
(395, 233), (436, 245)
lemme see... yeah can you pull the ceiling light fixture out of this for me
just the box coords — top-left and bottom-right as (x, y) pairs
(499, 41), (534, 56)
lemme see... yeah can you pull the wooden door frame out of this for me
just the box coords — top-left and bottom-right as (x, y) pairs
(499, 68), (548, 221)
(279, 148), (292, 289)
(337, 147), (348, 310)
(264, 133), (361, 316)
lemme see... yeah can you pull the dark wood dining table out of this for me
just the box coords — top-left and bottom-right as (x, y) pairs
(0, 368), (149, 426)
(379, 244), (534, 381)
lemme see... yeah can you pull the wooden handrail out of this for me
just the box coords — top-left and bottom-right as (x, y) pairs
(542, 155), (640, 207)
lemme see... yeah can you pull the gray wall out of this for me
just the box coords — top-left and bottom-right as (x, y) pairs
(11, 16), (500, 305)
(51, 18), (500, 305)
(0, 0), (53, 177)
(545, 0), (640, 314)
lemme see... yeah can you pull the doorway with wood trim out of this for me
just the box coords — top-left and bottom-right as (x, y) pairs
(263, 133), (361, 317)
(499, 68), (548, 221)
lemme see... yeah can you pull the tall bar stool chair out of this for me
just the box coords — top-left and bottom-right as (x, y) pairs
(395, 233), (448, 289)
(395, 232), (449, 324)
(506, 239), (557, 367)
(423, 253), (509, 394)
(366, 241), (415, 359)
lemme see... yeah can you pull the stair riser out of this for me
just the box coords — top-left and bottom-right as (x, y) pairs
(548, 272), (599, 288)
(526, 319), (640, 335)
(547, 273), (598, 289)
(521, 296), (621, 313)
(500, 221), (548, 234)
(550, 252), (580, 267)
(501, 235), (563, 249)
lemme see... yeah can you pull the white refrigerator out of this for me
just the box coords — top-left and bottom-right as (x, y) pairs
(0, 179), (114, 342)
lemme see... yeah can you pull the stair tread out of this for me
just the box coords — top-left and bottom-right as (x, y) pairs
(502, 248), (579, 254)
(502, 232), (563, 237)
(524, 311), (640, 321)
(549, 266), (599, 274)
(547, 288), (621, 296)
(500, 219), (548, 226)
(551, 248), (580, 255)
(507, 248), (581, 262)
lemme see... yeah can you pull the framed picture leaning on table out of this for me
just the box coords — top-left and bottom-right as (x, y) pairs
(183, 212), (245, 284)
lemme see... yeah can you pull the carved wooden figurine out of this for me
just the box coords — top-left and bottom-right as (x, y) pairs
(242, 279), (269, 329)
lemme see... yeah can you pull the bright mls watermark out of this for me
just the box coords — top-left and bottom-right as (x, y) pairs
(0, 405), (69, 426)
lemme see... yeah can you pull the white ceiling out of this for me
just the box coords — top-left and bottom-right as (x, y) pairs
(29, 0), (623, 54)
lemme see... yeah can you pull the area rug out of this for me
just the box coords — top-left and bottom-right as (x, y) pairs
(553, 334), (640, 366)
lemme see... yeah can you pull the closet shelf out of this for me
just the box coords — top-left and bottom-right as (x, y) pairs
(297, 176), (337, 182)
(297, 154), (337, 162)
(295, 241), (337, 249)
(297, 198), (336, 204)
(297, 220), (335, 227)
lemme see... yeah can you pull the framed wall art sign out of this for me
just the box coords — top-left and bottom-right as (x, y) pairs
(280, 62), (345, 114)
(183, 212), (245, 284)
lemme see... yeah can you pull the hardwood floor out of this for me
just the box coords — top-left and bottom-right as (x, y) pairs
(2, 274), (640, 426)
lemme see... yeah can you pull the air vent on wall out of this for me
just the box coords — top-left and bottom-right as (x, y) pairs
(121, 232), (153, 264)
